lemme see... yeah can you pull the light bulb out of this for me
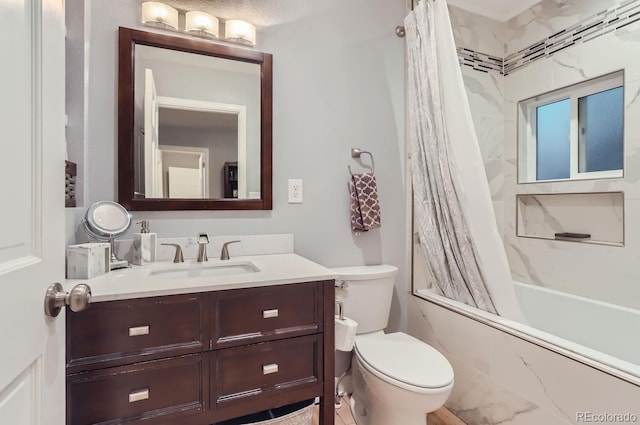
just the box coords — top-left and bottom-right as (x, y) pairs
(225, 20), (256, 45)
(185, 11), (220, 38)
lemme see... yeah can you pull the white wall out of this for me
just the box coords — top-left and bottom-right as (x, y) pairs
(65, 0), (408, 330)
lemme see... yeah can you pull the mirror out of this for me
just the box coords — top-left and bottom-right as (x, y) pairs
(82, 201), (132, 269)
(118, 27), (272, 210)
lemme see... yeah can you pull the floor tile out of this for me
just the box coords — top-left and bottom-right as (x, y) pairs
(312, 397), (466, 425)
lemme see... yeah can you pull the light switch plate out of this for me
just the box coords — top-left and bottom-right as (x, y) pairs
(288, 179), (303, 203)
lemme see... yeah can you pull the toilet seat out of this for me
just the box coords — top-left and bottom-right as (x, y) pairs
(354, 332), (454, 392)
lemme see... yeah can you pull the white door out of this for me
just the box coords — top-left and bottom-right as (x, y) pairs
(167, 167), (204, 198)
(144, 69), (160, 198)
(160, 146), (210, 198)
(0, 1), (66, 425)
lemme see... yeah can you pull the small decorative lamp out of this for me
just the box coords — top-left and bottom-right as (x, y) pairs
(185, 11), (220, 38)
(141, 2), (179, 30)
(224, 19), (257, 45)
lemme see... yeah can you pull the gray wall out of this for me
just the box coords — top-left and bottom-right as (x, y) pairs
(65, 0), (408, 331)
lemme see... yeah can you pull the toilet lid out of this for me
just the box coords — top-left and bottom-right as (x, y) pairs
(355, 332), (454, 389)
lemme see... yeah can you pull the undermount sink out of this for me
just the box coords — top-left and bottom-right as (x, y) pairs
(148, 261), (259, 281)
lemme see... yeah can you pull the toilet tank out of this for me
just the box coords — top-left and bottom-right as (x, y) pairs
(333, 265), (398, 334)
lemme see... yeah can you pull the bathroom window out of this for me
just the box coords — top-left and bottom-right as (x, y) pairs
(518, 71), (624, 183)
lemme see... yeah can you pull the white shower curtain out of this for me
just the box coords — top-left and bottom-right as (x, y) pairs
(405, 0), (523, 320)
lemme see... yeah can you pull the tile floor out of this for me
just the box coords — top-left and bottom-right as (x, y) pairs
(312, 397), (466, 425)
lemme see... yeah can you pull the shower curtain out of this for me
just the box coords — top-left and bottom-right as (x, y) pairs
(405, 0), (522, 320)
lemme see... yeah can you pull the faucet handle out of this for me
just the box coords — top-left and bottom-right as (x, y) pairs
(220, 240), (241, 260)
(198, 233), (210, 244)
(161, 243), (184, 263)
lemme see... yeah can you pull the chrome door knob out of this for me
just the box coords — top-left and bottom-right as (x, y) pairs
(44, 282), (92, 317)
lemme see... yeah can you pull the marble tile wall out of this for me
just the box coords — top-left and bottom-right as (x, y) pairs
(450, 0), (640, 310)
(504, 0), (640, 74)
(507, 0), (621, 55)
(407, 297), (640, 425)
(503, 20), (640, 311)
(409, 4), (640, 424)
(516, 193), (624, 245)
(450, 6), (507, 75)
(452, 1), (640, 76)
(461, 68), (505, 238)
(450, 6), (506, 58)
(449, 6), (507, 237)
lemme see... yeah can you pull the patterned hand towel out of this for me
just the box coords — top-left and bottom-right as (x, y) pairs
(350, 172), (382, 233)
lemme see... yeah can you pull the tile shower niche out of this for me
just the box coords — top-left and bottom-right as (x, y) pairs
(516, 192), (624, 246)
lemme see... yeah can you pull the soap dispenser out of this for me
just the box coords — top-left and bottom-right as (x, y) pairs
(132, 220), (157, 265)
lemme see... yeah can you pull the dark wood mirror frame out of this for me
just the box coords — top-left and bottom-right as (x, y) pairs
(118, 27), (272, 211)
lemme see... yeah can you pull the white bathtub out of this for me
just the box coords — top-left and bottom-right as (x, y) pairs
(416, 281), (640, 384)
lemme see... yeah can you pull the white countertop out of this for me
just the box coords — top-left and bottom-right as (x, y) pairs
(65, 253), (338, 303)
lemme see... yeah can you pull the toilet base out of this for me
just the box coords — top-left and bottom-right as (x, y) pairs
(349, 394), (367, 425)
(350, 392), (433, 425)
(349, 351), (452, 425)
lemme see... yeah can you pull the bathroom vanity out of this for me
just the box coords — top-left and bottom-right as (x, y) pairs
(64, 252), (336, 425)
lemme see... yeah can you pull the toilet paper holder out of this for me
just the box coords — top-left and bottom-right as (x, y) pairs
(335, 300), (345, 320)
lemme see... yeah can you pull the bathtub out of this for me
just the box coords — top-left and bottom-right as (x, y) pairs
(416, 281), (640, 384)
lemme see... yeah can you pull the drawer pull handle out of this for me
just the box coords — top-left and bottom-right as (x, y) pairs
(263, 363), (279, 375)
(263, 309), (279, 319)
(129, 388), (149, 403)
(129, 326), (150, 337)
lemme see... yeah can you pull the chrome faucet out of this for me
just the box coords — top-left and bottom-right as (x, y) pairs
(220, 240), (241, 260)
(197, 233), (210, 262)
(161, 243), (184, 263)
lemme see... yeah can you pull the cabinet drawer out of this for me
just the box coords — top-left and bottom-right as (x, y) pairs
(67, 294), (207, 372)
(67, 354), (207, 425)
(213, 335), (321, 405)
(212, 282), (321, 347)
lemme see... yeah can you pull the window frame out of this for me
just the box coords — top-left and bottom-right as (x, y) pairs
(518, 71), (624, 183)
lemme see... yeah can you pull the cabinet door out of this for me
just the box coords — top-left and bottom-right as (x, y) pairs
(212, 282), (322, 348)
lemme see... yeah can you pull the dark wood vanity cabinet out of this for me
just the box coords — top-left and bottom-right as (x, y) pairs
(66, 281), (335, 425)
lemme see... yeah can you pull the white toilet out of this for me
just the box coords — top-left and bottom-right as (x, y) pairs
(334, 265), (454, 425)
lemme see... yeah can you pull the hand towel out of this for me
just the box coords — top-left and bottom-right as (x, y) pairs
(350, 172), (381, 233)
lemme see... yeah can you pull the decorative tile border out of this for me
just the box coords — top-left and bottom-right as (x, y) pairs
(458, 47), (504, 74)
(504, 0), (640, 75)
(456, 0), (640, 76)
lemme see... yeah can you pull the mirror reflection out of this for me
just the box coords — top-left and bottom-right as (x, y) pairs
(133, 44), (261, 200)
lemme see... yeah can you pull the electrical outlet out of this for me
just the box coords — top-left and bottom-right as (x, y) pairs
(288, 179), (303, 203)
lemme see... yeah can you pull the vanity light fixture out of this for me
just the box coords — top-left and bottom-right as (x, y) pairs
(141, 2), (179, 31)
(185, 11), (219, 38)
(224, 19), (257, 45)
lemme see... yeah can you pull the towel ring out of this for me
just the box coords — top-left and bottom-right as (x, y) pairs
(348, 147), (375, 175)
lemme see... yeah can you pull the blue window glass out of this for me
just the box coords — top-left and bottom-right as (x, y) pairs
(536, 99), (571, 181)
(578, 86), (624, 173)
